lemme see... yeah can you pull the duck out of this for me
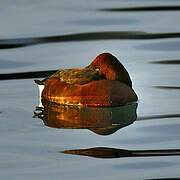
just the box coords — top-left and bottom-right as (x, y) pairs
(35, 53), (138, 107)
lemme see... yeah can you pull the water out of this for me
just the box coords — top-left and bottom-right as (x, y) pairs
(0, 0), (180, 179)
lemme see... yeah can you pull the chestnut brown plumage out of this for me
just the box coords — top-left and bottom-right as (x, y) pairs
(36, 53), (138, 106)
(89, 53), (132, 87)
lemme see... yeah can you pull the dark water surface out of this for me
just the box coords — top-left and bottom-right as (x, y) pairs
(0, 1), (180, 180)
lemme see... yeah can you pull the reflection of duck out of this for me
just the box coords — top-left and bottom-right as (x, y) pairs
(34, 102), (137, 135)
(62, 147), (180, 159)
(35, 53), (138, 106)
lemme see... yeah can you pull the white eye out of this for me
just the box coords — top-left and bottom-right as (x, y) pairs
(95, 68), (99, 71)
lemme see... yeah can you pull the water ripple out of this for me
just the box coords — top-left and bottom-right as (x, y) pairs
(149, 60), (180, 64)
(153, 86), (180, 90)
(146, 178), (180, 180)
(99, 6), (180, 12)
(0, 31), (180, 49)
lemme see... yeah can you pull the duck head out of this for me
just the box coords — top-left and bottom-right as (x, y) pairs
(89, 53), (132, 87)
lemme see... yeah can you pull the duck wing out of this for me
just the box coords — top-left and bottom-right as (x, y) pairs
(48, 68), (105, 85)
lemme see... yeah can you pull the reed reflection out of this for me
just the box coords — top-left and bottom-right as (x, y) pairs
(149, 59), (180, 65)
(1, 31), (180, 49)
(99, 6), (180, 12)
(34, 101), (137, 135)
(62, 147), (180, 159)
(153, 86), (180, 90)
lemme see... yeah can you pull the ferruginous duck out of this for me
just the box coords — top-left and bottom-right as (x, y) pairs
(35, 53), (138, 107)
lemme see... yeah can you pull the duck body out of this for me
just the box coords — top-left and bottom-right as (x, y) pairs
(35, 53), (138, 107)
